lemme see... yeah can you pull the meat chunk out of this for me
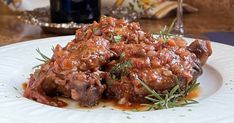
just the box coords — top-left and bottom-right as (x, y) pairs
(188, 40), (212, 65)
(24, 17), (212, 107)
(105, 40), (206, 104)
(69, 71), (106, 106)
(24, 36), (112, 107)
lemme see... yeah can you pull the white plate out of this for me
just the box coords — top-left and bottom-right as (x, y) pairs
(0, 36), (234, 123)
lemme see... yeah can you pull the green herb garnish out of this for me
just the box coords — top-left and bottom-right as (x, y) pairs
(136, 75), (199, 111)
(106, 79), (115, 86)
(33, 48), (51, 69)
(113, 35), (122, 43)
(131, 108), (140, 112)
(110, 60), (132, 80)
(157, 18), (177, 42)
(126, 116), (131, 119)
(120, 52), (126, 59)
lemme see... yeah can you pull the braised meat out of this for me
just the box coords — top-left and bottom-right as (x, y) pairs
(24, 17), (212, 107)
(24, 37), (112, 107)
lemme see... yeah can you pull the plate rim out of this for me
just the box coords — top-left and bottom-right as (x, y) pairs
(0, 36), (234, 123)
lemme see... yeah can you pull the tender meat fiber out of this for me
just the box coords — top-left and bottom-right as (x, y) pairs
(24, 17), (212, 107)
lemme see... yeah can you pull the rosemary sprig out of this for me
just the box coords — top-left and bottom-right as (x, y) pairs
(185, 80), (200, 94)
(33, 48), (51, 69)
(157, 18), (177, 42)
(136, 75), (199, 111)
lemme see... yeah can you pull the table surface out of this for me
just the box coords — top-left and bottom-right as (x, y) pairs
(0, 11), (234, 46)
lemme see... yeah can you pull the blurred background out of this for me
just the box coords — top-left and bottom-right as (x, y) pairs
(0, 0), (234, 46)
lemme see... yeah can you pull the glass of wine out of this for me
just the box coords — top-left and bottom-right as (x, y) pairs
(50, 0), (101, 24)
(173, 0), (184, 36)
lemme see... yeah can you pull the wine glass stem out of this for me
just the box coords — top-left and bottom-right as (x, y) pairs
(174, 0), (184, 35)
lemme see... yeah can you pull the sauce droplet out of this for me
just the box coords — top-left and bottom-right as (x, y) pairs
(22, 82), (27, 91)
(186, 86), (200, 99)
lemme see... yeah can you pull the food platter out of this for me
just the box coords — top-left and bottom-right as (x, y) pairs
(0, 36), (234, 123)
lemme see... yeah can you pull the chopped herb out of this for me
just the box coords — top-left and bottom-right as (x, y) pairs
(114, 35), (122, 43)
(136, 75), (199, 111)
(110, 60), (132, 80)
(106, 79), (114, 86)
(93, 27), (98, 32)
(122, 111), (131, 115)
(126, 116), (131, 119)
(188, 109), (192, 111)
(112, 74), (118, 80)
(93, 28), (101, 35)
(13, 87), (18, 91)
(51, 46), (55, 51)
(16, 96), (21, 98)
(131, 109), (140, 112)
(120, 52), (126, 59)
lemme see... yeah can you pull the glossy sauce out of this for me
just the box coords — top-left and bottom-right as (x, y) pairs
(186, 86), (200, 99)
(114, 103), (147, 111)
(99, 99), (147, 111)
(23, 17), (209, 108)
(22, 83), (200, 110)
(22, 82), (27, 91)
(112, 87), (200, 111)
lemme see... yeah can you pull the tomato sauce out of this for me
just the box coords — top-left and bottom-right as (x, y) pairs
(22, 83), (200, 110)
(22, 82), (27, 91)
(186, 86), (200, 99)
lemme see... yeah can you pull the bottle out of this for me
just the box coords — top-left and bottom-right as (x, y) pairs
(50, 0), (101, 23)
